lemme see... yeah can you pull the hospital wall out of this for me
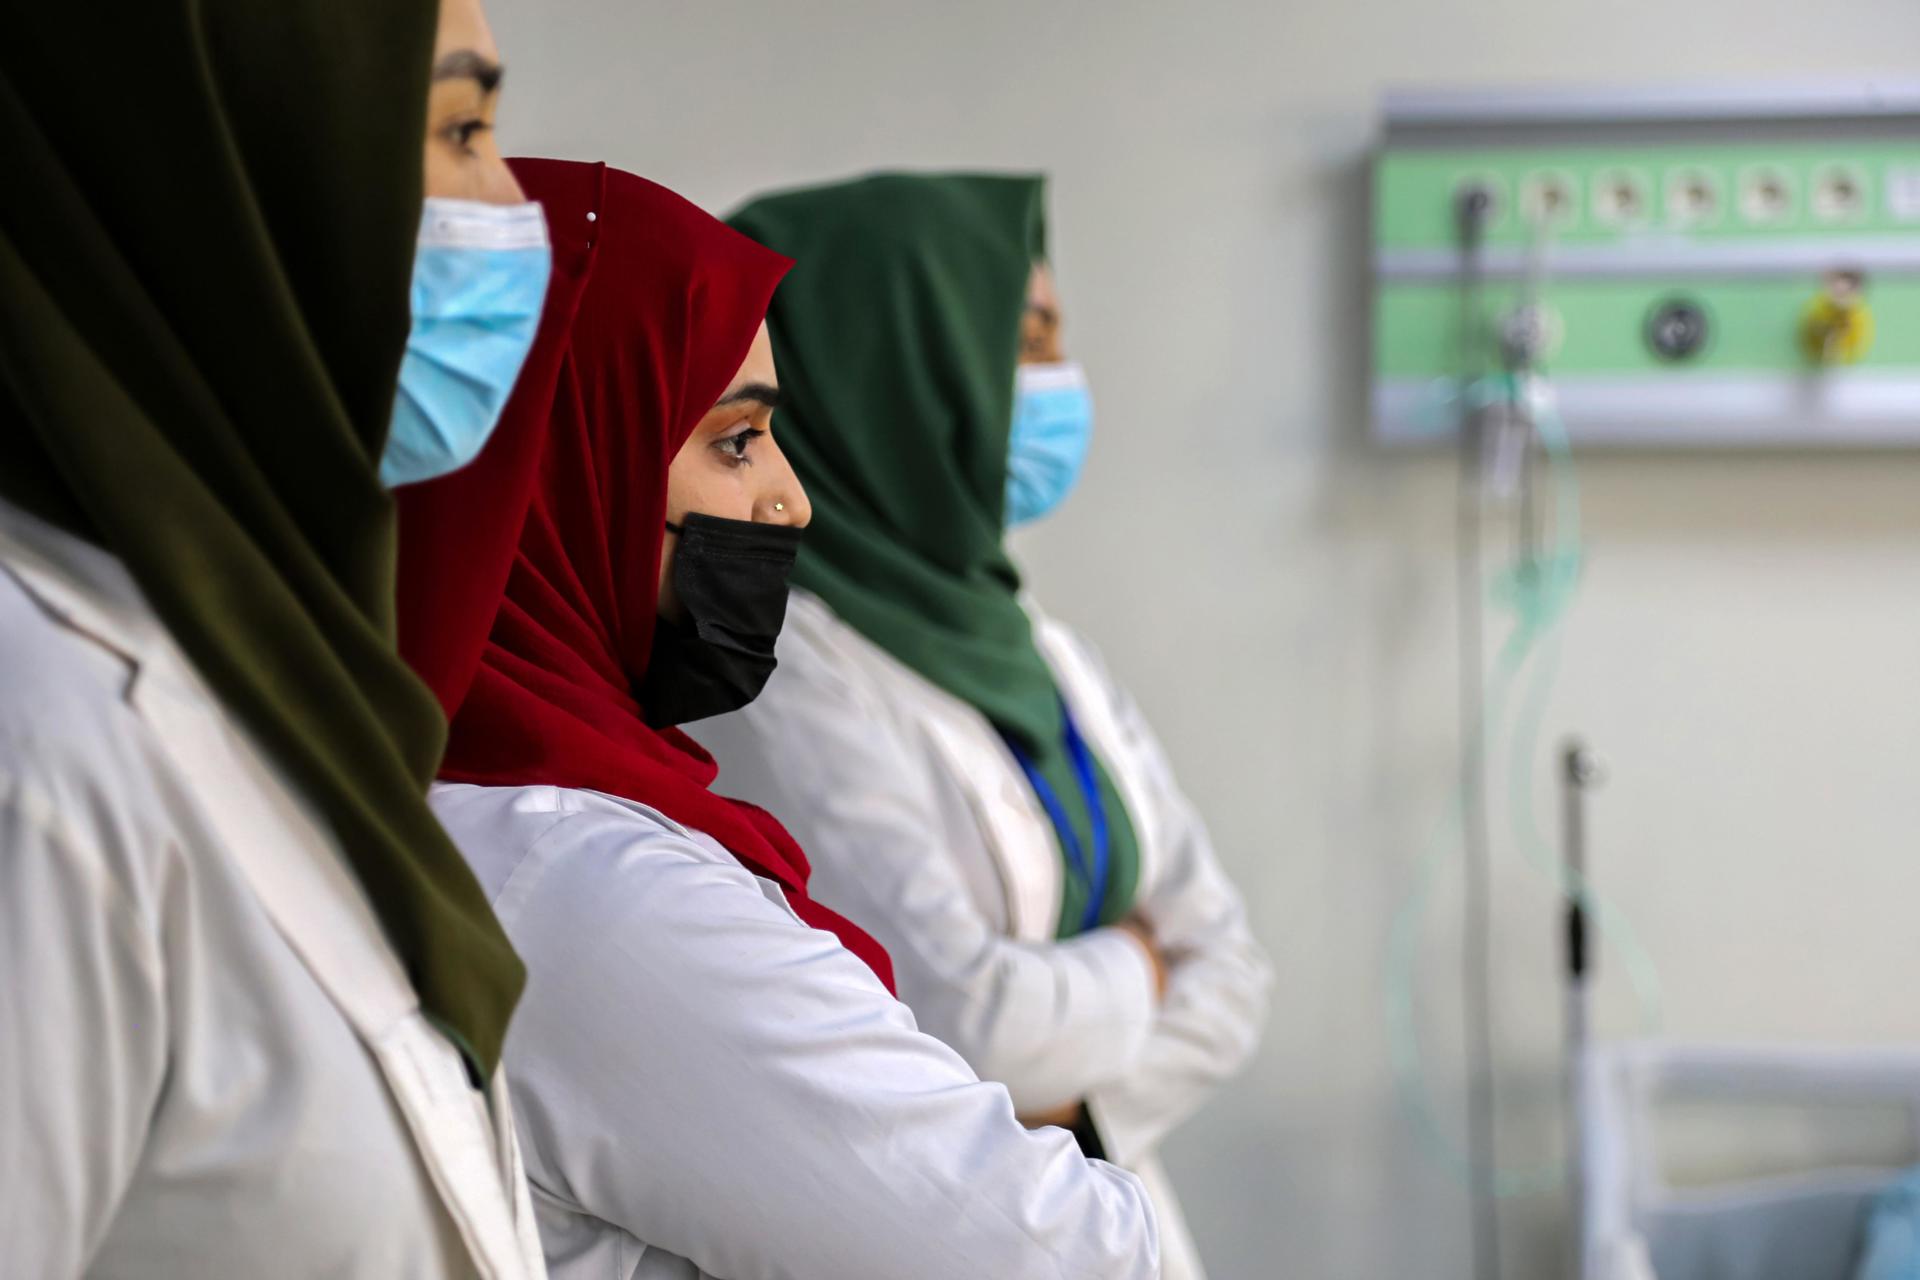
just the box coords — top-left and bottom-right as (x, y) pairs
(486, 2), (1920, 1276)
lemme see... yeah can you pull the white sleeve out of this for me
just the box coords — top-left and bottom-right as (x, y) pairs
(499, 811), (1161, 1280)
(1064, 634), (1275, 1168)
(699, 655), (1159, 1115)
(0, 771), (166, 1276)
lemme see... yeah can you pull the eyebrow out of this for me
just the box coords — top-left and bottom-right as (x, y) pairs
(432, 49), (504, 94)
(714, 381), (783, 411)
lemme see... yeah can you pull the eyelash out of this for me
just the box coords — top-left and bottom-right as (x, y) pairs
(713, 426), (766, 468)
(442, 119), (490, 154)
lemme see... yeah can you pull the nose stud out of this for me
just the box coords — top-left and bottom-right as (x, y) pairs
(774, 502), (785, 512)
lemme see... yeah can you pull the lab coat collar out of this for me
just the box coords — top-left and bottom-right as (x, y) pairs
(0, 495), (428, 1036)
(0, 496), (545, 1278)
(785, 589), (1166, 939)
(0, 497), (176, 696)
(788, 587), (1063, 942)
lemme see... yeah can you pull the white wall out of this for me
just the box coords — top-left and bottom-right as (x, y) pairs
(485, 2), (1920, 1275)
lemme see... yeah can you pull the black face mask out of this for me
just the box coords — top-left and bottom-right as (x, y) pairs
(639, 512), (803, 728)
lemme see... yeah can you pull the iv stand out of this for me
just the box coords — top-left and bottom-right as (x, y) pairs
(1561, 738), (1604, 1280)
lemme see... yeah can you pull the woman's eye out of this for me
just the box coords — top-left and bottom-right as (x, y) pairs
(714, 427), (766, 467)
(442, 119), (490, 153)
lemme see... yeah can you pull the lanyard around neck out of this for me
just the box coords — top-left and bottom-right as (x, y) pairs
(1002, 701), (1111, 935)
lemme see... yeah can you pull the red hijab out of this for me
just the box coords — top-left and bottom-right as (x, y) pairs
(398, 159), (894, 991)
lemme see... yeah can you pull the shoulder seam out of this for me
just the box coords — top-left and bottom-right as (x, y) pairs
(0, 765), (166, 986)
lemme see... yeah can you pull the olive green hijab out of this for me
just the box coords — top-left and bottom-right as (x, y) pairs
(729, 173), (1138, 936)
(0, 1), (522, 1074)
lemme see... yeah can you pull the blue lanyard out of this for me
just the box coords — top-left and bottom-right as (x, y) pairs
(1003, 703), (1111, 935)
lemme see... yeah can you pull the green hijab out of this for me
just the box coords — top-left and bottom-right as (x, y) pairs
(729, 173), (1138, 938)
(0, 1), (522, 1075)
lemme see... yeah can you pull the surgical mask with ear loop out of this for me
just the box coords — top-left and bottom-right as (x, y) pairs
(381, 197), (552, 488)
(639, 513), (804, 728)
(1004, 361), (1094, 527)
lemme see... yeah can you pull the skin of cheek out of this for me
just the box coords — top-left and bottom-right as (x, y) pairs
(1021, 261), (1066, 365)
(1020, 311), (1064, 366)
(654, 326), (792, 621)
(656, 436), (761, 621)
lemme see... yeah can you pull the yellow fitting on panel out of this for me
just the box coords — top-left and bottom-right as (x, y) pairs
(1800, 269), (1875, 365)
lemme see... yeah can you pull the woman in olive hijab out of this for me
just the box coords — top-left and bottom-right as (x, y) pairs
(0, 1), (546, 1274)
(699, 172), (1274, 1280)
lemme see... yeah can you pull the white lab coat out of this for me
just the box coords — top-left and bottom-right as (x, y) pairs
(0, 498), (544, 1280)
(696, 589), (1274, 1280)
(430, 780), (1163, 1280)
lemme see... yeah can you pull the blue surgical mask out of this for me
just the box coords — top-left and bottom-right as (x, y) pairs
(1004, 360), (1094, 527)
(381, 196), (552, 488)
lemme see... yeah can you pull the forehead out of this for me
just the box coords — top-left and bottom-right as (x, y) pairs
(434, 0), (500, 62)
(723, 323), (778, 394)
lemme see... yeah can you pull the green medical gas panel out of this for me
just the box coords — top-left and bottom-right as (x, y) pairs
(1371, 84), (1920, 446)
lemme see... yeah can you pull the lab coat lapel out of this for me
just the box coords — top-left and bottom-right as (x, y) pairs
(916, 696), (1063, 944)
(128, 667), (544, 1280)
(0, 503), (543, 1277)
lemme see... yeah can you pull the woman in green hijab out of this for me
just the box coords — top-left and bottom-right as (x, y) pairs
(699, 172), (1275, 1280)
(0, 1), (548, 1274)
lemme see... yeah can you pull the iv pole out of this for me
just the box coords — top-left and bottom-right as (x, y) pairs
(1454, 183), (1501, 1280)
(1562, 739), (1604, 1280)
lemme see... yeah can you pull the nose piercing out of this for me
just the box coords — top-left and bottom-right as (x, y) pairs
(774, 502), (785, 512)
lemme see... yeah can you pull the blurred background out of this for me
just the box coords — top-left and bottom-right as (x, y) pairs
(484, 3), (1920, 1276)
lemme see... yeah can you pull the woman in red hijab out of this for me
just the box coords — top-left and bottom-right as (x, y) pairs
(397, 158), (1161, 1280)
